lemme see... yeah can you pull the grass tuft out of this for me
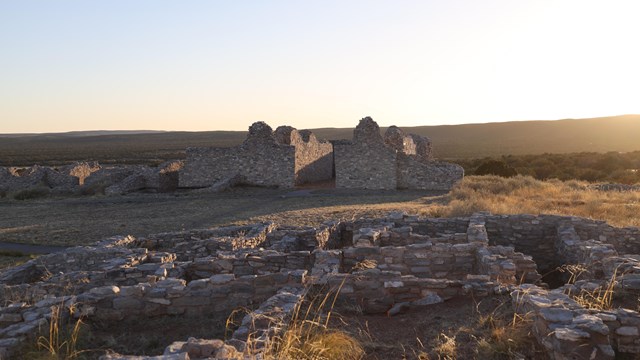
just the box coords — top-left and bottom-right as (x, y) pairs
(20, 302), (89, 360)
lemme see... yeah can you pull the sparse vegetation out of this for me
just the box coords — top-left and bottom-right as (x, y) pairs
(0, 251), (37, 270)
(19, 303), (88, 360)
(438, 175), (640, 227)
(455, 151), (640, 184)
(13, 187), (50, 200)
(333, 295), (542, 359)
(1, 175), (639, 247)
(474, 160), (517, 178)
(226, 284), (364, 360)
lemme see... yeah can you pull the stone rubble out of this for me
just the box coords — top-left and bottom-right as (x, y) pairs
(1, 212), (640, 358)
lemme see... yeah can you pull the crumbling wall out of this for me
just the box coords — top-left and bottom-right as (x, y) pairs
(0, 165), (79, 193)
(384, 126), (416, 155)
(512, 285), (615, 359)
(180, 122), (296, 189)
(334, 117), (397, 190)
(335, 117), (461, 190)
(484, 214), (563, 274)
(384, 125), (462, 190)
(60, 161), (101, 185)
(274, 126), (333, 185)
(409, 133), (433, 162)
(571, 219), (640, 255)
(396, 154), (464, 190)
(341, 243), (477, 279)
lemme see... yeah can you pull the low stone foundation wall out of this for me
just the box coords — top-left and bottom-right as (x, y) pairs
(2, 212), (640, 358)
(512, 285), (615, 359)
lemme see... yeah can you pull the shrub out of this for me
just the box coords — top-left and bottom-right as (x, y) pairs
(474, 160), (517, 178)
(13, 187), (50, 200)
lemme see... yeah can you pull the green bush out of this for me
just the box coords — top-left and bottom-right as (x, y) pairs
(475, 160), (517, 178)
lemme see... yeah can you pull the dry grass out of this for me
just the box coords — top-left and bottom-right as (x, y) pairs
(0, 252), (37, 270)
(264, 285), (364, 360)
(19, 302), (88, 360)
(437, 175), (640, 227)
(561, 264), (622, 311)
(229, 283), (365, 360)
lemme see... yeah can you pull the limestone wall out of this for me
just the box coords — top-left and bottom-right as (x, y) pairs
(334, 119), (397, 190)
(185, 250), (312, 279)
(484, 214), (563, 273)
(396, 155), (464, 190)
(334, 117), (462, 190)
(571, 219), (640, 255)
(512, 285), (615, 359)
(180, 122), (335, 189)
(290, 130), (333, 185)
(179, 144), (295, 189)
(325, 270), (495, 314)
(341, 243), (477, 279)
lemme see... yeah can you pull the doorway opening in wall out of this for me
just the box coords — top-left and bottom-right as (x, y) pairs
(293, 149), (337, 189)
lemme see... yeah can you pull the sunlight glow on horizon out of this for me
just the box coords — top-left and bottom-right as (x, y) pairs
(1, 0), (639, 133)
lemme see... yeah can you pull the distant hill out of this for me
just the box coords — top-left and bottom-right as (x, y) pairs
(310, 115), (640, 159)
(0, 115), (638, 166)
(0, 130), (165, 138)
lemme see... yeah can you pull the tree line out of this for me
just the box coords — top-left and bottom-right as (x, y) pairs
(452, 151), (640, 184)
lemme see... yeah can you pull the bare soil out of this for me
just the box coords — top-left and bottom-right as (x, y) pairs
(332, 296), (547, 360)
(0, 187), (446, 247)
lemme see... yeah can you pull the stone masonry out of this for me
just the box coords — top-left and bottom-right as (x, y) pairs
(334, 118), (398, 189)
(0, 161), (184, 196)
(179, 122), (333, 189)
(2, 212), (639, 358)
(2, 203), (640, 359)
(334, 117), (464, 190)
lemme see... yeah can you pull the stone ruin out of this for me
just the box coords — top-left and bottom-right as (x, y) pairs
(1, 213), (640, 358)
(0, 161), (184, 197)
(334, 117), (463, 190)
(179, 122), (333, 190)
(180, 117), (464, 191)
(0, 117), (463, 195)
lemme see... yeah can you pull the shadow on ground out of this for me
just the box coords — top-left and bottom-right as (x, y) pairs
(0, 187), (447, 247)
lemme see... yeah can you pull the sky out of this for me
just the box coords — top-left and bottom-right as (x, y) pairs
(1, 0), (639, 133)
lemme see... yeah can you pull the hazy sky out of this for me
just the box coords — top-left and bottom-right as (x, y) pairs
(1, 0), (638, 133)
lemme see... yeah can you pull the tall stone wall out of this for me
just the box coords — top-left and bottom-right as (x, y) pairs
(334, 117), (397, 190)
(180, 122), (296, 189)
(384, 126), (416, 155)
(275, 127), (333, 185)
(180, 122), (335, 189)
(335, 117), (462, 190)
(409, 133), (433, 162)
(385, 125), (463, 190)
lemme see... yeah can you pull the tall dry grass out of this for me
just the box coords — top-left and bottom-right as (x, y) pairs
(436, 175), (640, 227)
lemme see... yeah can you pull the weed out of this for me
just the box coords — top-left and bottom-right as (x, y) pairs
(433, 333), (456, 359)
(442, 175), (640, 227)
(14, 187), (50, 200)
(19, 302), (89, 359)
(230, 283), (364, 360)
(352, 259), (377, 272)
